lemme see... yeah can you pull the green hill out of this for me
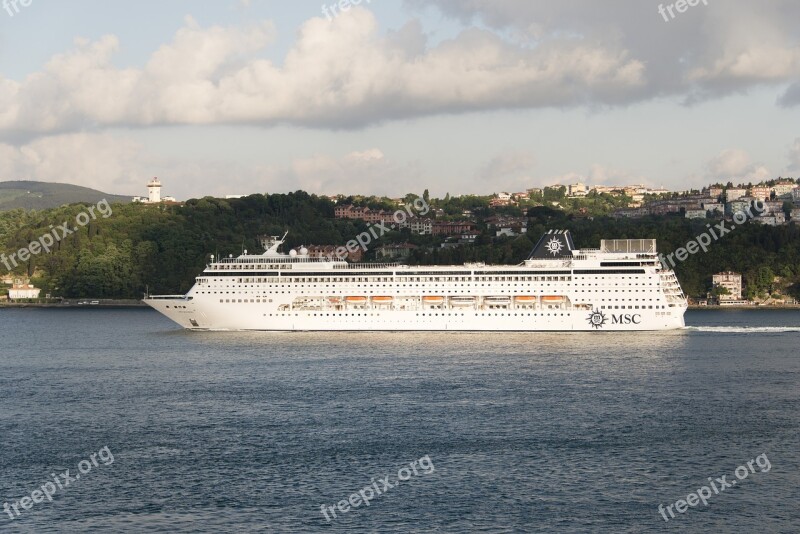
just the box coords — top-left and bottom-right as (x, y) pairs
(0, 181), (131, 211)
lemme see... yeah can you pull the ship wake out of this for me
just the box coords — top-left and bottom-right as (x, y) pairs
(685, 326), (800, 333)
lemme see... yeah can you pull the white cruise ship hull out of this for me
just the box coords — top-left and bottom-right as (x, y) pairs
(145, 297), (686, 331)
(144, 230), (689, 332)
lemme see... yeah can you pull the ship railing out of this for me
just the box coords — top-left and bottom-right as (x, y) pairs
(333, 262), (403, 270)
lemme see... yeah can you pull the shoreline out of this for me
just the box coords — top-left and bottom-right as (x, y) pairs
(0, 299), (147, 308)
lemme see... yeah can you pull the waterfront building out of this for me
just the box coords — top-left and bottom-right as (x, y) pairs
(712, 272), (742, 301)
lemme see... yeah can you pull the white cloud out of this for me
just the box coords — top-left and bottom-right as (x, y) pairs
(788, 138), (800, 171)
(409, 0), (800, 104)
(479, 150), (536, 184)
(706, 148), (771, 183)
(540, 164), (649, 187)
(0, 133), (418, 198)
(0, 9), (645, 136)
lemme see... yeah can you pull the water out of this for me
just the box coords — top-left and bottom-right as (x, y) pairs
(0, 308), (798, 533)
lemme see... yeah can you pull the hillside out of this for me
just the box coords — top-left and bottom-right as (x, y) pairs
(0, 192), (798, 299)
(0, 181), (131, 211)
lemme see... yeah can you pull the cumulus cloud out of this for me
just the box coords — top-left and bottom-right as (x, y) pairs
(0, 8), (646, 136)
(479, 150), (536, 184)
(777, 82), (800, 107)
(408, 0), (800, 104)
(0, 133), (419, 198)
(541, 164), (649, 188)
(706, 148), (770, 183)
(788, 138), (800, 171)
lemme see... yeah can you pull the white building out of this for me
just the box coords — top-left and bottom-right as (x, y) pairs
(133, 177), (176, 204)
(772, 181), (797, 198)
(712, 272), (742, 300)
(685, 209), (707, 219)
(407, 218), (433, 235)
(726, 188), (748, 202)
(8, 282), (41, 300)
(567, 183), (588, 197)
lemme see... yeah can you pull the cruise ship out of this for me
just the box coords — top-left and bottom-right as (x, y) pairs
(145, 230), (687, 331)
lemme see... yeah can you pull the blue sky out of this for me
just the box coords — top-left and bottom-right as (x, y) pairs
(1, 0), (799, 199)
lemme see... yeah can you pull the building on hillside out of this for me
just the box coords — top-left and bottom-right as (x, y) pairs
(408, 218), (433, 235)
(706, 186), (724, 198)
(567, 183), (588, 197)
(304, 245), (363, 263)
(712, 272), (742, 301)
(685, 209), (708, 219)
(762, 201), (786, 215)
(754, 214), (785, 226)
(333, 205), (394, 224)
(612, 207), (649, 218)
(132, 177), (178, 204)
(489, 197), (514, 207)
(772, 181), (797, 197)
(749, 186), (771, 201)
(790, 208), (800, 221)
(376, 243), (417, 260)
(725, 188), (748, 202)
(648, 199), (700, 215)
(726, 197), (756, 216)
(432, 221), (476, 236)
(792, 189), (800, 203)
(8, 281), (41, 300)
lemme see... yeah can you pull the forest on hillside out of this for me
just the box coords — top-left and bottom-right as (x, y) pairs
(1, 192), (799, 300)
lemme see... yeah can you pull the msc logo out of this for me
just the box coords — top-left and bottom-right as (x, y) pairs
(587, 310), (607, 329)
(611, 313), (642, 325)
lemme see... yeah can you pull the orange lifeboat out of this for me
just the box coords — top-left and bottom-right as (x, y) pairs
(422, 296), (444, 304)
(541, 296), (565, 302)
(345, 296), (367, 303)
(515, 296), (536, 303)
(372, 296), (393, 303)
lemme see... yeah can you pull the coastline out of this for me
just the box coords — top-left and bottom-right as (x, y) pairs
(0, 299), (147, 308)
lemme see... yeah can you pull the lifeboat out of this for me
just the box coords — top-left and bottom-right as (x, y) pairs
(541, 296), (565, 302)
(514, 296), (536, 303)
(345, 296), (367, 303)
(422, 296), (444, 304)
(450, 296), (476, 307)
(372, 296), (393, 303)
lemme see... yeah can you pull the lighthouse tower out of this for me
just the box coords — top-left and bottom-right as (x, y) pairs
(147, 177), (162, 203)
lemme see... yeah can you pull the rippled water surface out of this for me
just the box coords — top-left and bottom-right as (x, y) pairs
(1, 308), (798, 532)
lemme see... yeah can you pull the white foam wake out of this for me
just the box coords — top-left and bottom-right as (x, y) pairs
(685, 326), (800, 333)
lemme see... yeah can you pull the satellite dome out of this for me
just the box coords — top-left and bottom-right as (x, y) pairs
(299, 247), (309, 255)
(289, 249), (298, 257)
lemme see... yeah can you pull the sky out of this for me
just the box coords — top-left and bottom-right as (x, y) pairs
(1, 0), (799, 200)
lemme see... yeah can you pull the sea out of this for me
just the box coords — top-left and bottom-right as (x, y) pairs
(0, 308), (798, 533)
